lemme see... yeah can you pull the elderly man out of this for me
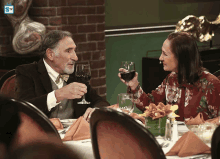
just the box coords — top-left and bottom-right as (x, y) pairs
(15, 30), (109, 120)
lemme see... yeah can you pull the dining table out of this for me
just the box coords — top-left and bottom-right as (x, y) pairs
(59, 118), (212, 159)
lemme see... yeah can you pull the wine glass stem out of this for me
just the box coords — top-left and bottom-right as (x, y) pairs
(82, 95), (86, 101)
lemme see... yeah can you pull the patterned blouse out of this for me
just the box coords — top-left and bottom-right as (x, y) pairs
(133, 71), (220, 120)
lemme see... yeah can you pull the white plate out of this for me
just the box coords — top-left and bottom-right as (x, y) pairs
(177, 121), (185, 125)
(60, 119), (76, 123)
(60, 119), (77, 126)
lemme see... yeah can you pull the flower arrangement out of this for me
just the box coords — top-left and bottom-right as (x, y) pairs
(139, 102), (179, 120)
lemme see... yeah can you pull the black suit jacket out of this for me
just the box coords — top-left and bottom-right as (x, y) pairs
(15, 59), (110, 118)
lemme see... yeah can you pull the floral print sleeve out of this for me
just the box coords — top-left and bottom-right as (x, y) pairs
(128, 71), (220, 119)
(194, 73), (220, 119)
(131, 75), (169, 112)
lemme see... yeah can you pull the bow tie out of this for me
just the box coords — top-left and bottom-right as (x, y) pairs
(55, 74), (69, 84)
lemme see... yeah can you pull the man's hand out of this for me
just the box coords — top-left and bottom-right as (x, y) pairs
(55, 82), (87, 103)
(83, 107), (95, 122)
(118, 68), (139, 90)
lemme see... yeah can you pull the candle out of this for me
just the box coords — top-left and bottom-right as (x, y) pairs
(171, 120), (178, 143)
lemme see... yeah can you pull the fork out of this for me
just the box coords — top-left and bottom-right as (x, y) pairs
(60, 129), (67, 134)
(160, 142), (166, 147)
(163, 142), (170, 148)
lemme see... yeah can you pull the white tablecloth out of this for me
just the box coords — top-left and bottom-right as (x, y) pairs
(63, 139), (95, 159)
(62, 122), (211, 159)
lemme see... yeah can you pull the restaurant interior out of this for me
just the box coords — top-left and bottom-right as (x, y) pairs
(0, 0), (220, 158)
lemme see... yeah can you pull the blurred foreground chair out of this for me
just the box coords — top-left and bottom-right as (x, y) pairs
(10, 99), (62, 150)
(0, 69), (16, 98)
(213, 70), (220, 80)
(6, 142), (81, 159)
(0, 95), (21, 153)
(211, 125), (220, 159)
(90, 108), (166, 159)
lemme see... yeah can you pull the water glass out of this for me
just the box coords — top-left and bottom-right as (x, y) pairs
(197, 122), (217, 143)
(117, 93), (134, 115)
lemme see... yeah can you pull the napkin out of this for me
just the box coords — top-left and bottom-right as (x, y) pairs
(108, 104), (145, 124)
(49, 118), (63, 130)
(62, 116), (90, 141)
(205, 117), (220, 125)
(166, 131), (211, 157)
(185, 113), (205, 125)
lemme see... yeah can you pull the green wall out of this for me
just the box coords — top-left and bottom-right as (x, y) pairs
(105, 0), (220, 28)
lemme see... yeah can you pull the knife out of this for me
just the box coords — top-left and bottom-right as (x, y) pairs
(189, 154), (209, 159)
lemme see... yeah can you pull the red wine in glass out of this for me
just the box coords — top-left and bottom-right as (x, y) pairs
(75, 64), (91, 104)
(120, 70), (136, 82)
(120, 61), (136, 83)
(76, 74), (91, 84)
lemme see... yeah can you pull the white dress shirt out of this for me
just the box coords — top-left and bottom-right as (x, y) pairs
(43, 59), (64, 111)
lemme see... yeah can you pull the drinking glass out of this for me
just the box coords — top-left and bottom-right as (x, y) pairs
(119, 61), (136, 85)
(117, 93), (134, 115)
(75, 64), (91, 104)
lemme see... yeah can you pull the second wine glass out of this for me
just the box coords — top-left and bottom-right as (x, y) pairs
(75, 64), (91, 104)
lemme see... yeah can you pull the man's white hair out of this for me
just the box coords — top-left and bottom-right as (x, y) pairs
(52, 46), (60, 57)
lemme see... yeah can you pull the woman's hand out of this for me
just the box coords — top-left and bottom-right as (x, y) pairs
(118, 68), (139, 90)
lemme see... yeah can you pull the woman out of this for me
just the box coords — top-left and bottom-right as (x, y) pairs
(118, 32), (220, 121)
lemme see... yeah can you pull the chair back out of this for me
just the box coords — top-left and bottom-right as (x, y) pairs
(10, 99), (62, 150)
(0, 69), (16, 98)
(211, 125), (220, 159)
(90, 108), (166, 159)
(213, 70), (220, 80)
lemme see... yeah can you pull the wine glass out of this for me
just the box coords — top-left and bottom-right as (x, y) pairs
(117, 93), (134, 115)
(75, 64), (91, 104)
(119, 61), (136, 86)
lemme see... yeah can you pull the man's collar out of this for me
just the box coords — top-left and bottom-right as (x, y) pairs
(43, 58), (60, 83)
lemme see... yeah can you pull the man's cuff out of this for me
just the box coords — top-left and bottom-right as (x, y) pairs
(47, 91), (60, 111)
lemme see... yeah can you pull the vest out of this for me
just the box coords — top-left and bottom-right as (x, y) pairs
(49, 79), (74, 119)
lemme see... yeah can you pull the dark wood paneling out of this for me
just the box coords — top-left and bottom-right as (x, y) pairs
(0, 55), (41, 78)
(200, 48), (220, 73)
(142, 57), (170, 94)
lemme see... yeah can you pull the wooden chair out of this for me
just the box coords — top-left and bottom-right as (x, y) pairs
(90, 108), (166, 159)
(0, 69), (16, 98)
(211, 125), (220, 159)
(213, 70), (220, 80)
(9, 98), (62, 150)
